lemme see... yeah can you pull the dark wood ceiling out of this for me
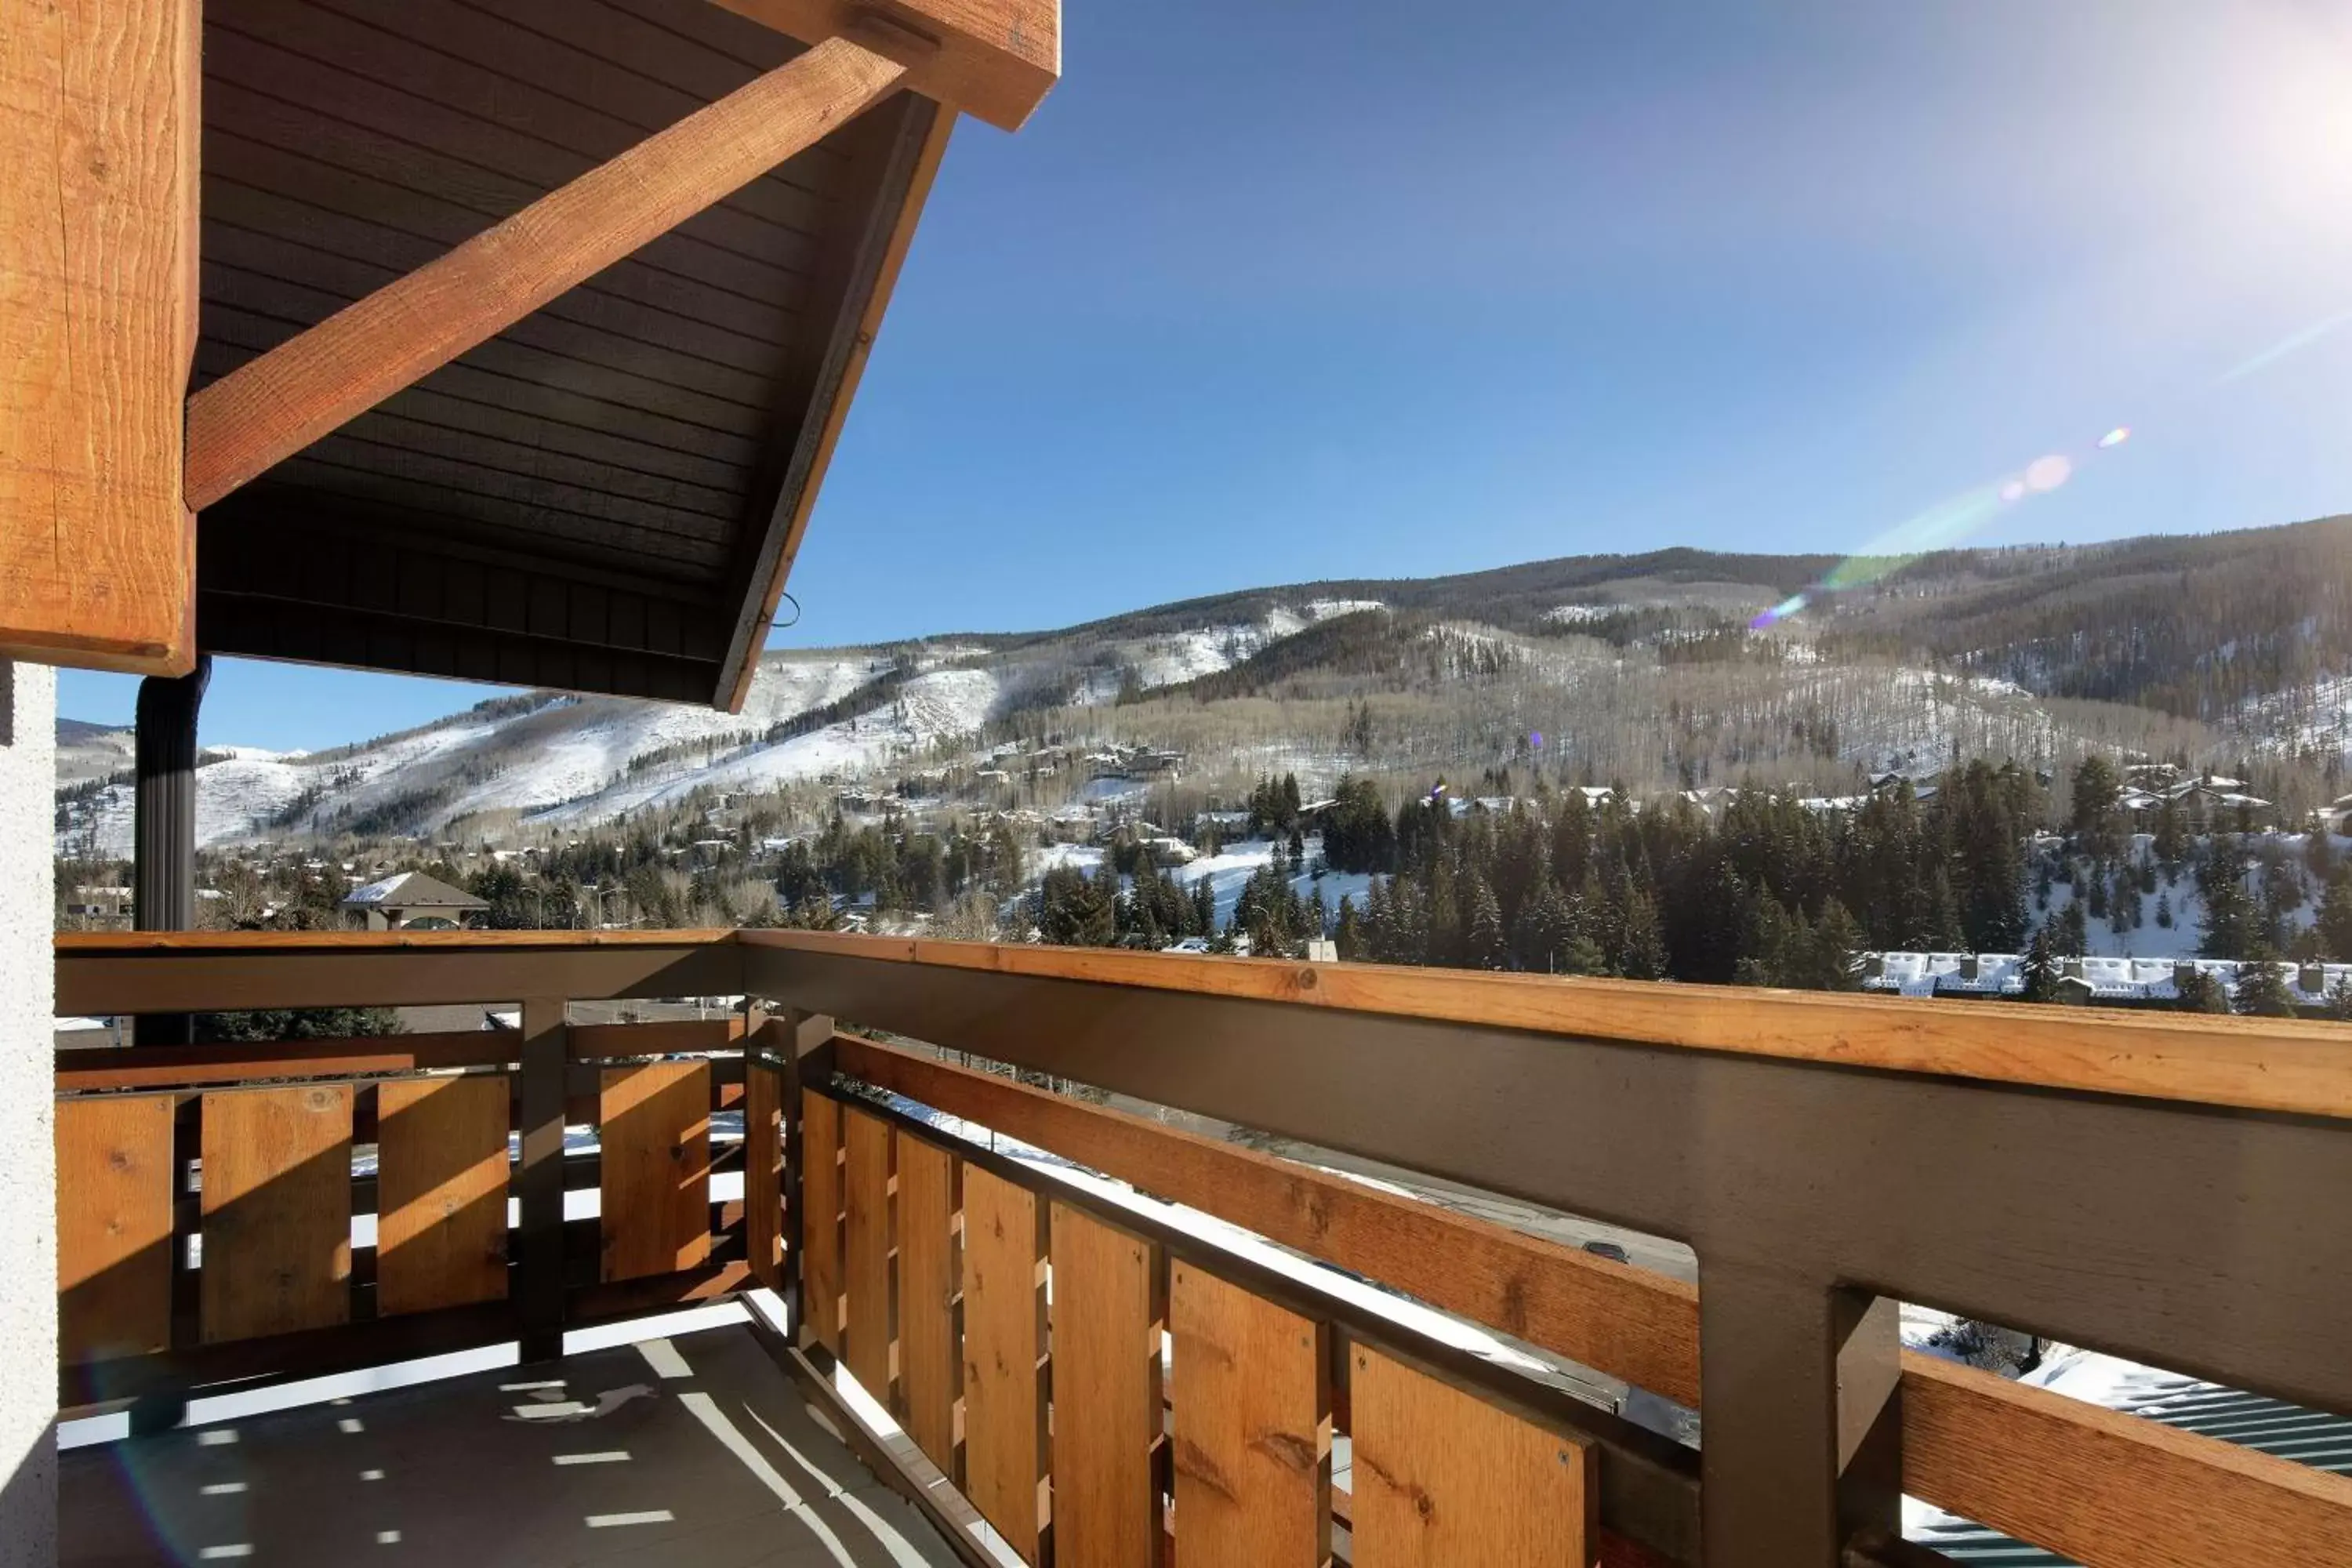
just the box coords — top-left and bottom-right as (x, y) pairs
(191, 0), (942, 706)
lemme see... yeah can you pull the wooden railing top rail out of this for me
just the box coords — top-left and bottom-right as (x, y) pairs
(744, 929), (2352, 1122)
(58, 929), (734, 952)
(59, 927), (2352, 1120)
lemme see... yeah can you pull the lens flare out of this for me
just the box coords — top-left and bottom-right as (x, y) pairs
(2220, 307), (2352, 384)
(1751, 593), (1808, 630)
(1528, 731), (1544, 750)
(2024, 454), (2073, 492)
(2098, 426), (2131, 449)
(1998, 479), (2027, 503)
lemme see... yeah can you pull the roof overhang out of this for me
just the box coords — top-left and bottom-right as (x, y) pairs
(1, 0), (1058, 713)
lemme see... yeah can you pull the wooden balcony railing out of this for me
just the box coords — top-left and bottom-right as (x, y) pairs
(53, 928), (2352, 1568)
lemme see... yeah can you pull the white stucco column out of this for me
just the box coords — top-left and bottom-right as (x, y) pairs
(0, 659), (57, 1563)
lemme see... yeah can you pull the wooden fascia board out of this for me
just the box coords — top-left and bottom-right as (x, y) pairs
(715, 93), (953, 712)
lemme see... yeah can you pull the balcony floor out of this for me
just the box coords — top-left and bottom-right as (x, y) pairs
(61, 1323), (964, 1567)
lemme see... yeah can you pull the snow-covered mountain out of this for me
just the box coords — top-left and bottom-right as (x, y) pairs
(55, 599), (1388, 855)
(56, 519), (2352, 856)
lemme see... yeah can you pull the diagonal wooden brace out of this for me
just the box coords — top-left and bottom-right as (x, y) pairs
(183, 34), (910, 513)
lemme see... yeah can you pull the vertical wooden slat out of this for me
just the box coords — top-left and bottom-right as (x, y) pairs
(1171, 1261), (1330, 1567)
(1051, 1203), (1165, 1568)
(200, 1084), (353, 1344)
(598, 1061), (712, 1282)
(376, 1074), (510, 1316)
(897, 1130), (960, 1478)
(746, 1055), (785, 1290)
(1347, 1341), (1593, 1568)
(963, 1163), (1047, 1563)
(800, 1088), (844, 1352)
(56, 1093), (176, 1362)
(843, 1106), (895, 1399)
(0, 0), (199, 674)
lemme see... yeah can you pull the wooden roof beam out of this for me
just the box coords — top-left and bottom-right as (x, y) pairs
(183, 34), (911, 514)
(706, 0), (1059, 131)
(0, 0), (201, 675)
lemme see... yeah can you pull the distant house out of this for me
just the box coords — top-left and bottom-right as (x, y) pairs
(342, 870), (489, 931)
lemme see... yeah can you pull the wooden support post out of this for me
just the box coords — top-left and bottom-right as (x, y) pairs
(781, 1011), (833, 1345)
(1697, 1262), (1900, 1568)
(0, 0), (201, 674)
(515, 997), (568, 1363)
(183, 34), (910, 511)
(132, 654), (209, 1047)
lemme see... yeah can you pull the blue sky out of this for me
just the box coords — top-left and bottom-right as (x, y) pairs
(62, 0), (2352, 747)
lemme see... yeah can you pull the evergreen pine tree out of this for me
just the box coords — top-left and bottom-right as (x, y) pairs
(2234, 945), (2297, 1017)
(1465, 876), (1508, 969)
(2020, 927), (2060, 1003)
(1334, 895), (1363, 961)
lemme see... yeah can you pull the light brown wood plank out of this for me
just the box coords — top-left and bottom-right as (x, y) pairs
(56, 1094), (177, 1363)
(706, 0), (1057, 130)
(376, 1075), (510, 1316)
(1051, 1203), (1163, 1568)
(1904, 1352), (2352, 1566)
(746, 1058), (785, 1290)
(842, 1106), (895, 1400)
(1348, 1341), (1592, 1568)
(833, 1035), (1701, 1408)
(597, 1061), (711, 1282)
(962, 1163), (1047, 1562)
(183, 35), (908, 510)
(56, 1030), (520, 1091)
(896, 1130), (960, 1477)
(745, 929), (2352, 1122)
(0, 0), (197, 674)
(201, 1085), (354, 1344)
(1170, 1261), (1330, 1567)
(800, 1088), (844, 1353)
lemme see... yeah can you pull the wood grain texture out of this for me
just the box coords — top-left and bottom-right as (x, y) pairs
(842, 1105), (895, 1400)
(1170, 1261), (1330, 1567)
(1904, 1353), (2352, 1566)
(376, 1075), (510, 1316)
(800, 1087), (844, 1352)
(184, 34), (907, 510)
(895, 1129), (960, 1476)
(1347, 1342), (1592, 1568)
(746, 1058), (786, 1290)
(962, 1163), (1047, 1562)
(1051, 1203), (1164, 1568)
(0, 0), (197, 673)
(748, 930), (2352, 1121)
(704, 0), (1058, 130)
(200, 1085), (354, 1344)
(56, 1031), (520, 1091)
(56, 1094), (178, 1362)
(597, 1061), (711, 1282)
(836, 1034), (1702, 1407)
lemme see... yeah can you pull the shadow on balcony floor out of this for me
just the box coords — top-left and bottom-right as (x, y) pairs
(61, 1323), (962, 1566)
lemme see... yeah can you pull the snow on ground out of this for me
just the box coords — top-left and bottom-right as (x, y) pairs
(1021, 833), (1373, 934)
(1100, 601), (1389, 697)
(1162, 836), (1374, 929)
